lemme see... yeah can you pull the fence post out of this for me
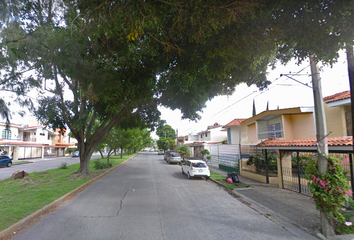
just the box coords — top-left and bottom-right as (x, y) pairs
(297, 152), (302, 194)
(350, 154), (354, 199)
(265, 149), (269, 184)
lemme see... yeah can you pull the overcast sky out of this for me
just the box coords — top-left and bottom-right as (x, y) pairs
(2, 51), (350, 139)
(155, 50), (350, 138)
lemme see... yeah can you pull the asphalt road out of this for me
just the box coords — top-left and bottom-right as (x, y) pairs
(0, 154), (101, 180)
(12, 152), (314, 240)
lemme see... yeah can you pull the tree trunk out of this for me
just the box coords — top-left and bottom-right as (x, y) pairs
(99, 150), (104, 159)
(120, 148), (123, 158)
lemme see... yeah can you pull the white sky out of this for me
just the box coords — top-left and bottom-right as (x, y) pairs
(155, 51), (350, 139)
(2, 51), (350, 138)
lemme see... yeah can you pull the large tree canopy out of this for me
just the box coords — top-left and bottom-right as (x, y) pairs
(1, 0), (279, 175)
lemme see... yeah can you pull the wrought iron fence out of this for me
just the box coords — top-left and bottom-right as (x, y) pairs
(240, 145), (278, 177)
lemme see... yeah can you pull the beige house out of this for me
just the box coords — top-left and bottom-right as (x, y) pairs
(324, 90), (352, 137)
(222, 90), (353, 191)
(224, 107), (316, 145)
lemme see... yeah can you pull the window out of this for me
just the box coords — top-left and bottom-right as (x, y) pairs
(227, 128), (231, 144)
(268, 123), (283, 138)
(2, 129), (11, 140)
(23, 132), (30, 141)
(205, 132), (208, 137)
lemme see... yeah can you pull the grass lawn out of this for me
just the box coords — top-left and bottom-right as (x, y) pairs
(12, 161), (32, 165)
(0, 154), (134, 231)
(210, 171), (251, 190)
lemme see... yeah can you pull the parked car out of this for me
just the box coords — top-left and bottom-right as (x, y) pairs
(0, 155), (12, 167)
(166, 152), (181, 164)
(181, 160), (210, 179)
(72, 151), (79, 157)
(164, 150), (176, 161)
(158, 149), (164, 155)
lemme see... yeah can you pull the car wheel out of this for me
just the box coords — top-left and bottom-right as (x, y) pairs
(206, 176), (210, 180)
(187, 172), (191, 179)
(7, 162), (12, 167)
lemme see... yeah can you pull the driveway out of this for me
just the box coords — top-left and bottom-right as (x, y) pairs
(11, 152), (316, 240)
(0, 154), (101, 180)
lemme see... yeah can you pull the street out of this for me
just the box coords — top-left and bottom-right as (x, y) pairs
(0, 154), (101, 180)
(11, 152), (315, 240)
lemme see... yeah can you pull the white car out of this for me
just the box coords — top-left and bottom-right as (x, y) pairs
(181, 160), (210, 179)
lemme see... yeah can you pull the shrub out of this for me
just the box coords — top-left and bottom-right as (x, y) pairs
(93, 160), (112, 170)
(58, 162), (68, 169)
(306, 155), (354, 234)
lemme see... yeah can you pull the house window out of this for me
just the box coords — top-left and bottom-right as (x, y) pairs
(268, 123), (283, 138)
(2, 129), (11, 140)
(23, 132), (30, 141)
(205, 132), (208, 137)
(258, 117), (284, 140)
(227, 128), (231, 144)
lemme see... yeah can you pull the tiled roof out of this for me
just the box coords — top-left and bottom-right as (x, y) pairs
(323, 91), (350, 103)
(185, 142), (205, 146)
(257, 137), (353, 148)
(0, 142), (66, 148)
(223, 118), (246, 127)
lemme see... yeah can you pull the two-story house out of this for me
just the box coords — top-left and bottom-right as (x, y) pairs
(0, 123), (72, 160)
(224, 107), (315, 145)
(197, 123), (227, 143)
(222, 90), (353, 192)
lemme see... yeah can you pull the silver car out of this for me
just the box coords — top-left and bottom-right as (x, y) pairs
(166, 152), (181, 164)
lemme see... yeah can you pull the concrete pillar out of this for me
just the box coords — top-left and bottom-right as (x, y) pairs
(12, 146), (19, 161)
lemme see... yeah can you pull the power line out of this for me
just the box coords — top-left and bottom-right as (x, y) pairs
(211, 65), (311, 117)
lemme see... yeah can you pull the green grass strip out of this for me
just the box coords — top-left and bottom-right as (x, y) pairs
(0, 154), (133, 231)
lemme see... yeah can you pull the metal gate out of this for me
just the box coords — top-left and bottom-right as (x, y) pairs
(280, 151), (311, 195)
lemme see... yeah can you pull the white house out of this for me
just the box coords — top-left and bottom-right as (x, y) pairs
(0, 122), (72, 160)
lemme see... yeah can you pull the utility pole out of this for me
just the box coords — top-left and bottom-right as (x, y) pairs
(346, 44), (354, 158)
(310, 55), (334, 237)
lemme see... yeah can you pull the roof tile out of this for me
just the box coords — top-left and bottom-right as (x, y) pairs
(257, 137), (353, 147)
(223, 118), (246, 127)
(324, 90), (350, 103)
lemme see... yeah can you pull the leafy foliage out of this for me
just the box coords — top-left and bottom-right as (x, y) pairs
(176, 144), (190, 161)
(305, 155), (352, 232)
(93, 159), (112, 170)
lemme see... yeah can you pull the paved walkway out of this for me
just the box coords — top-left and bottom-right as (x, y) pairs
(209, 167), (322, 238)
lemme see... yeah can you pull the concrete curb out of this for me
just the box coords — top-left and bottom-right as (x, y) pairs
(208, 176), (321, 239)
(0, 155), (136, 240)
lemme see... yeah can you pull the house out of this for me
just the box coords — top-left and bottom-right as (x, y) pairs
(0, 123), (74, 161)
(223, 118), (247, 145)
(197, 123), (227, 143)
(223, 107), (316, 145)
(221, 90), (353, 194)
(324, 90), (352, 137)
(184, 123), (228, 162)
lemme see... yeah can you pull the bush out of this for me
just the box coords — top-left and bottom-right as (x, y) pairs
(58, 162), (68, 169)
(93, 160), (112, 170)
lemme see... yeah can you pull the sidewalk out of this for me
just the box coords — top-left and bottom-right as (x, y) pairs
(209, 166), (322, 239)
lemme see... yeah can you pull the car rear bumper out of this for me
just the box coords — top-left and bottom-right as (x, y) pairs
(190, 171), (210, 177)
(169, 159), (181, 163)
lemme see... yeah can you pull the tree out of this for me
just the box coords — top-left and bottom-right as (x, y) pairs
(201, 149), (210, 162)
(0, 1), (289, 176)
(176, 144), (190, 161)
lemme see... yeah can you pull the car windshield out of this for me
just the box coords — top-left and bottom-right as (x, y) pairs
(171, 153), (180, 157)
(193, 162), (207, 168)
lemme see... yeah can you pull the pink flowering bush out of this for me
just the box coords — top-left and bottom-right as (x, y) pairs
(306, 155), (354, 234)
